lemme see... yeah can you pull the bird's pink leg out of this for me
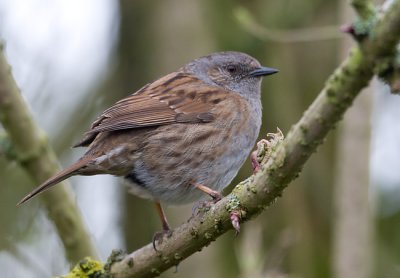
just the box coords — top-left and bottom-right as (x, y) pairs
(195, 183), (223, 201)
(155, 201), (170, 231)
(194, 183), (241, 234)
(152, 202), (172, 251)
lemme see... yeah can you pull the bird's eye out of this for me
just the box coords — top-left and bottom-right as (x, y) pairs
(226, 65), (237, 74)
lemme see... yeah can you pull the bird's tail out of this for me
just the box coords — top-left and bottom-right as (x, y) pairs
(17, 158), (90, 205)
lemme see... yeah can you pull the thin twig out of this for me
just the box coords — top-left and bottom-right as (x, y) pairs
(234, 7), (342, 43)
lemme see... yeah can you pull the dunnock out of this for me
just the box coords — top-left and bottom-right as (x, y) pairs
(18, 51), (278, 234)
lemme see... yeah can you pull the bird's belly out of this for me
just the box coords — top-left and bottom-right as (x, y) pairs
(126, 120), (260, 205)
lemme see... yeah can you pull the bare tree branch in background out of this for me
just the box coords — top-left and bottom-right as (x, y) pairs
(234, 7), (342, 43)
(0, 45), (98, 264)
(333, 1), (375, 277)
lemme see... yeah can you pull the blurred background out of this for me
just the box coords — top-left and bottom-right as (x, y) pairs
(0, 0), (400, 277)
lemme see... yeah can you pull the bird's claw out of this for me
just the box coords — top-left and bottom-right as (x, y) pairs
(152, 229), (172, 251)
(192, 194), (222, 216)
(192, 201), (208, 216)
(192, 185), (223, 216)
(251, 127), (284, 173)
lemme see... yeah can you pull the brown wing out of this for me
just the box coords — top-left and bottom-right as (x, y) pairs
(74, 72), (228, 147)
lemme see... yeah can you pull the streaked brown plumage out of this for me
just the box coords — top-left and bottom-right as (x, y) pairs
(18, 51), (278, 233)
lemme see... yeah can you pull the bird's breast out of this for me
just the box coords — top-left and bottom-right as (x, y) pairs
(126, 96), (262, 204)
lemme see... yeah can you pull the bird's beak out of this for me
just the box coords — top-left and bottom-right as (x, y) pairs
(249, 66), (279, 77)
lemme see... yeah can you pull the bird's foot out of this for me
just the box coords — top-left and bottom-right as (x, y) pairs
(192, 185), (223, 216)
(251, 127), (284, 173)
(191, 200), (213, 216)
(196, 184), (223, 201)
(152, 229), (172, 251)
(152, 202), (172, 251)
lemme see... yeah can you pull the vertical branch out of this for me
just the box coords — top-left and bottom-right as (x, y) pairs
(333, 85), (374, 278)
(0, 45), (98, 263)
(333, 7), (374, 269)
(333, 1), (376, 277)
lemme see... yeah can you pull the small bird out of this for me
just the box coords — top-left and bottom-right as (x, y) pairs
(18, 51), (278, 234)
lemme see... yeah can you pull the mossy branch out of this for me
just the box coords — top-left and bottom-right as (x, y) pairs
(0, 45), (98, 263)
(351, 0), (376, 20)
(101, 1), (400, 277)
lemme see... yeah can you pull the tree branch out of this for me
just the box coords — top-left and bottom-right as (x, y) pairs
(234, 7), (342, 43)
(0, 45), (98, 263)
(351, 0), (376, 20)
(104, 0), (400, 277)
